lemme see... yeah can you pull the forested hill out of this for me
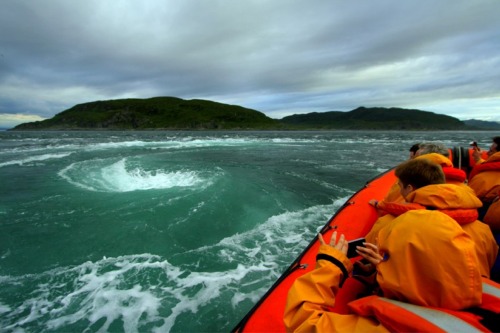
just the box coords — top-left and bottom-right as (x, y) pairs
(11, 98), (494, 130)
(13, 97), (280, 130)
(280, 107), (467, 130)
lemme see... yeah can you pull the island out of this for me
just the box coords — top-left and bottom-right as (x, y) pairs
(10, 96), (500, 130)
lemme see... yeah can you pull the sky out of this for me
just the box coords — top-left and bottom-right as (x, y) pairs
(1, 0), (500, 129)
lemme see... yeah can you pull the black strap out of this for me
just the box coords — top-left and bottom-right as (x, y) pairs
(316, 253), (349, 287)
(468, 307), (500, 332)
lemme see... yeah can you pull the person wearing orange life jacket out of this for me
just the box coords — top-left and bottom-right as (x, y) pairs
(284, 210), (500, 332)
(373, 144), (467, 205)
(470, 136), (500, 230)
(370, 151), (467, 208)
(416, 152), (467, 185)
(367, 158), (498, 278)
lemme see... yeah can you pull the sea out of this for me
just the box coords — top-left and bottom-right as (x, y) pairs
(0, 130), (495, 332)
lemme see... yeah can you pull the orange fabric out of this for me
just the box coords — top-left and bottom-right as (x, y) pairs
(469, 160), (500, 181)
(469, 151), (500, 180)
(365, 214), (395, 244)
(405, 183), (492, 272)
(469, 152), (500, 230)
(378, 200), (478, 225)
(284, 211), (485, 332)
(370, 184), (498, 278)
(481, 277), (500, 313)
(416, 152), (466, 185)
(380, 153), (466, 204)
(442, 166), (467, 184)
(468, 148), (490, 167)
(469, 152), (500, 202)
(348, 296), (446, 333)
(348, 296), (490, 332)
(378, 201), (425, 215)
(484, 200), (500, 231)
(283, 246), (389, 332)
(382, 181), (405, 204)
(376, 210), (482, 309)
(417, 152), (453, 167)
(405, 184), (482, 209)
(460, 221), (499, 277)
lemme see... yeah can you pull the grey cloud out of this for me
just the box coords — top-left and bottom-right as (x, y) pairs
(1, 0), (500, 126)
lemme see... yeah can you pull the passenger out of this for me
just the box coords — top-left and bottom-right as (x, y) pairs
(367, 159), (498, 278)
(416, 152), (467, 185)
(380, 142), (421, 203)
(472, 136), (500, 164)
(284, 212), (500, 332)
(408, 143), (420, 160)
(415, 141), (450, 157)
(372, 143), (466, 205)
(469, 136), (500, 229)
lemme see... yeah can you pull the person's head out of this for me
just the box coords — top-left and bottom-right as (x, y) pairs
(395, 158), (445, 198)
(488, 136), (500, 156)
(408, 143), (420, 159)
(415, 142), (449, 158)
(375, 210), (482, 310)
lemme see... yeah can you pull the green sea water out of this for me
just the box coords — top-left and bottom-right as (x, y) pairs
(0, 130), (494, 332)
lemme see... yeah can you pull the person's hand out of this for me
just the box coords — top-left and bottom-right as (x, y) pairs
(355, 240), (387, 266)
(318, 231), (348, 256)
(472, 146), (482, 162)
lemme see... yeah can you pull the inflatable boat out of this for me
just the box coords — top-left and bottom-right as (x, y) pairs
(232, 147), (488, 332)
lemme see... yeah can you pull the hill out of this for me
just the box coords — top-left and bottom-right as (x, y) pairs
(12, 97), (280, 130)
(463, 119), (500, 130)
(280, 107), (466, 130)
(11, 98), (483, 131)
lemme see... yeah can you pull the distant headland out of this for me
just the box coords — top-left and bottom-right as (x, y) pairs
(10, 96), (500, 131)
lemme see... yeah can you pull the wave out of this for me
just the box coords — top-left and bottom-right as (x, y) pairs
(58, 158), (209, 192)
(181, 197), (350, 305)
(0, 152), (73, 168)
(0, 253), (278, 332)
(1, 135), (399, 156)
(0, 254), (180, 332)
(0, 197), (349, 332)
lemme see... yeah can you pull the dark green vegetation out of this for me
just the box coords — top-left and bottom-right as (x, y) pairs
(13, 97), (280, 130)
(463, 119), (500, 130)
(280, 107), (466, 130)
(11, 97), (499, 130)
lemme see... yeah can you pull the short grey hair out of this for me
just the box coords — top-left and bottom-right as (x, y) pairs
(418, 142), (449, 157)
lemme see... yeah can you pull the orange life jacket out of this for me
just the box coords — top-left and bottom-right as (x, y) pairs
(348, 278), (500, 333)
(469, 161), (500, 182)
(442, 166), (467, 183)
(378, 201), (478, 225)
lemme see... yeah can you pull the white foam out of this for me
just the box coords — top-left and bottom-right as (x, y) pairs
(0, 255), (167, 332)
(0, 196), (350, 332)
(0, 253), (282, 332)
(58, 158), (207, 192)
(1, 136), (337, 157)
(1, 249), (11, 259)
(184, 197), (350, 306)
(0, 302), (11, 315)
(83, 138), (255, 152)
(0, 152), (72, 168)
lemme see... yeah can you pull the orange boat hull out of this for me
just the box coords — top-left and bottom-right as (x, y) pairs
(233, 169), (397, 332)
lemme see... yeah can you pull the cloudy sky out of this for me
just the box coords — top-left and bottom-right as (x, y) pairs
(1, 0), (500, 128)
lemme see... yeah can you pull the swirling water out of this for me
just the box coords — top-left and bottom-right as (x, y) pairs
(0, 130), (494, 332)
